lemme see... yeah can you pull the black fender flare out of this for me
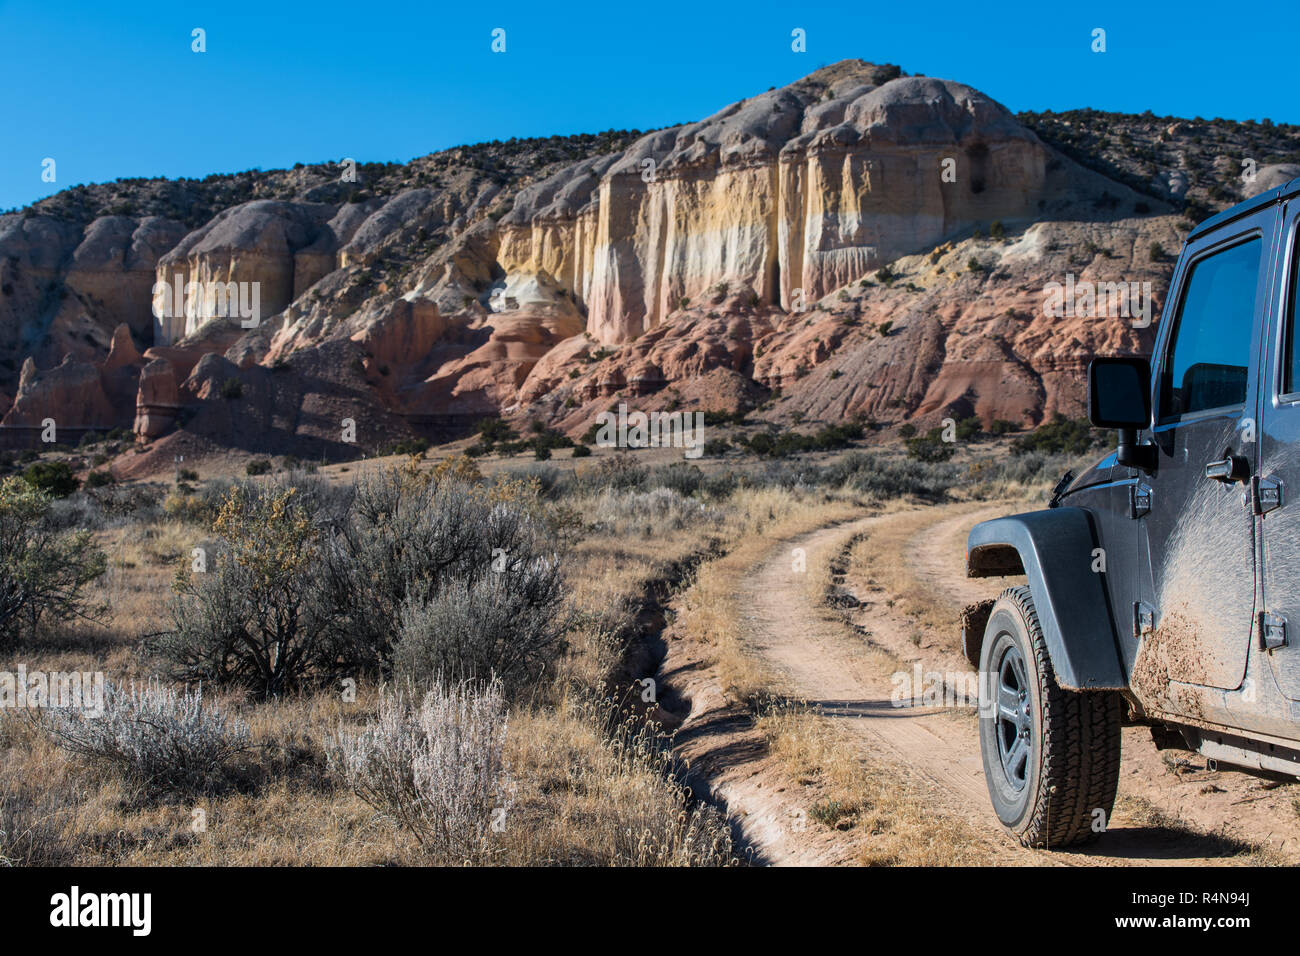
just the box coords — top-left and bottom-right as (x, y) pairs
(966, 507), (1126, 691)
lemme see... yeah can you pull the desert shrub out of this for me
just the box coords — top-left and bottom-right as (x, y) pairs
(186, 476), (238, 517)
(906, 435), (956, 462)
(588, 487), (718, 535)
(163, 479), (243, 526)
(43, 680), (250, 798)
(159, 467), (567, 699)
(219, 378), (243, 399)
(500, 463), (568, 498)
(327, 680), (512, 861)
(586, 453), (648, 492)
(701, 409), (747, 427)
(571, 443), (591, 458)
(0, 477), (106, 643)
(21, 461), (79, 498)
(47, 483), (165, 532)
(822, 452), (961, 501)
(475, 418), (514, 446)
(84, 470), (115, 489)
(244, 459), (272, 476)
(384, 437), (430, 458)
(966, 450), (1068, 491)
(698, 470), (740, 499)
(393, 567), (567, 697)
(530, 428), (574, 454)
(954, 416), (983, 441)
(1011, 413), (1101, 456)
(648, 462), (706, 497)
(430, 454), (481, 484)
(162, 491), (208, 524)
(323, 467), (567, 688)
(738, 421), (863, 458)
(155, 484), (342, 698)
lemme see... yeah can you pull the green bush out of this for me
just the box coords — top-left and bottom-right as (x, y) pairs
(0, 477), (106, 643)
(158, 484), (338, 698)
(954, 416), (983, 441)
(702, 409), (747, 427)
(571, 444), (592, 458)
(384, 437), (430, 458)
(906, 435), (956, 463)
(245, 459), (272, 476)
(738, 421), (863, 458)
(1011, 414), (1101, 456)
(476, 418), (514, 445)
(22, 461), (79, 498)
(84, 470), (115, 489)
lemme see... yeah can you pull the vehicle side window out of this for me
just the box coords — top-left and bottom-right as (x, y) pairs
(1159, 236), (1261, 421)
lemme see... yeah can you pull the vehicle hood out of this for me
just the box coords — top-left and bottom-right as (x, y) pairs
(1060, 452), (1117, 499)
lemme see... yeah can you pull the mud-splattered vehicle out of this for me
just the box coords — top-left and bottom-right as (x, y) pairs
(964, 181), (1300, 847)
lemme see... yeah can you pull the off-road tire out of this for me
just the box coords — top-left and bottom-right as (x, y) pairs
(978, 585), (1122, 848)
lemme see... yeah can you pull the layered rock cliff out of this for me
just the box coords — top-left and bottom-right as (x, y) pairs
(2, 59), (1293, 470)
(498, 63), (1125, 344)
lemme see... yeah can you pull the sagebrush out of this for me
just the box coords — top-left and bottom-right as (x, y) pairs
(327, 679), (513, 862)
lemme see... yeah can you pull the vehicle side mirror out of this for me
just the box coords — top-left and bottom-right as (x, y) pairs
(1088, 357), (1155, 471)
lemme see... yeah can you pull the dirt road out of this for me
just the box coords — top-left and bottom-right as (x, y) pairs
(664, 503), (1299, 866)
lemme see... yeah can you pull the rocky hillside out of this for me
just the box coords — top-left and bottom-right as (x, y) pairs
(2, 60), (1297, 473)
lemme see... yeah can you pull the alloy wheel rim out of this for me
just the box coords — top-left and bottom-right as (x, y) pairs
(995, 640), (1032, 792)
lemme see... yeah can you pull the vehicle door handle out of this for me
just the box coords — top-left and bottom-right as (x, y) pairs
(1205, 455), (1250, 483)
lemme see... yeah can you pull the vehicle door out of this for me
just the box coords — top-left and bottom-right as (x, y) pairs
(1135, 213), (1275, 708)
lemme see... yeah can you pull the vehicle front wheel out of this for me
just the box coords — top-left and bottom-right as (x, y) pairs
(977, 585), (1122, 848)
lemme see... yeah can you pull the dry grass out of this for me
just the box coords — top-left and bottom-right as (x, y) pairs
(754, 704), (998, 865)
(497, 697), (731, 866)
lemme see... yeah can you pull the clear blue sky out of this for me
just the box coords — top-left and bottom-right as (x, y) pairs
(1, 0), (1292, 212)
